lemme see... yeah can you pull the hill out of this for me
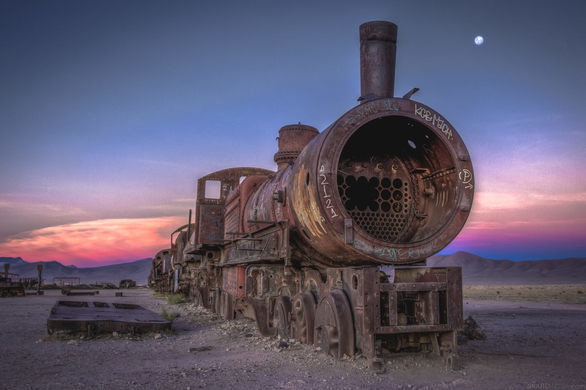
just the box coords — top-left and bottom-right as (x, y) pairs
(3, 258), (152, 285)
(428, 251), (586, 285)
(0, 257), (26, 264)
(2, 252), (585, 286)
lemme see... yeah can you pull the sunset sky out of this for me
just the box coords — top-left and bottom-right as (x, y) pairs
(1, 0), (585, 267)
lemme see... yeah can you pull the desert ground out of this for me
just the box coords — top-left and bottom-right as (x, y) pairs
(1, 287), (585, 390)
(463, 285), (586, 304)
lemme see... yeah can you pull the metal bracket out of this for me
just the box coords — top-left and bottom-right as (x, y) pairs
(402, 87), (419, 99)
(344, 218), (354, 245)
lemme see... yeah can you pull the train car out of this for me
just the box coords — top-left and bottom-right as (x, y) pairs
(148, 249), (173, 292)
(151, 21), (474, 370)
(1, 264), (25, 297)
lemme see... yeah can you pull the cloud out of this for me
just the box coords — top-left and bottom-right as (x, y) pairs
(440, 187), (586, 259)
(473, 191), (586, 212)
(0, 216), (184, 267)
(2, 188), (584, 265)
(0, 195), (95, 240)
(530, 193), (586, 203)
(0, 198), (90, 218)
(137, 198), (195, 213)
(473, 192), (524, 211)
(0, 192), (192, 240)
(444, 204), (586, 260)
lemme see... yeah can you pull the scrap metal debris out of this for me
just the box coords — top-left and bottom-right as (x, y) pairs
(459, 315), (487, 342)
(47, 300), (171, 336)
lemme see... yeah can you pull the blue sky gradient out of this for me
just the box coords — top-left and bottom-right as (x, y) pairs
(1, 0), (585, 265)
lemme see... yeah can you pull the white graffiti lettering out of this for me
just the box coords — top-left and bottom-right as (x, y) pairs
(319, 164), (338, 218)
(414, 104), (453, 140)
(458, 169), (473, 190)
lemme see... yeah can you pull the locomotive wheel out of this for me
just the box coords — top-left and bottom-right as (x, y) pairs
(314, 289), (354, 359)
(202, 289), (213, 309)
(292, 292), (316, 344)
(249, 297), (277, 337)
(274, 296), (292, 339)
(191, 285), (203, 307)
(220, 291), (234, 320)
(213, 288), (222, 314)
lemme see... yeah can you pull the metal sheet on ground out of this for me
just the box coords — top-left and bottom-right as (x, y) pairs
(47, 300), (171, 335)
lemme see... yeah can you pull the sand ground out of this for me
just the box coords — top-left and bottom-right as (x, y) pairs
(0, 287), (585, 390)
(463, 284), (586, 304)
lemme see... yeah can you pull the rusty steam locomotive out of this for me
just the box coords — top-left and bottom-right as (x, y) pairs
(149, 21), (474, 369)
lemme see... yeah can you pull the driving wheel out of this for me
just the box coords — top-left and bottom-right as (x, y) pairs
(314, 289), (354, 359)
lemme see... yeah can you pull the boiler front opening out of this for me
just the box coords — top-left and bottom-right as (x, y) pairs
(337, 115), (458, 244)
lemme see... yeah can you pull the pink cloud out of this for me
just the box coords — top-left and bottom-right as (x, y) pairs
(443, 213), (586, 259)
(473, 191), (586, 213)
(439, 185), (586, 259)
(0, 216), (184, 267)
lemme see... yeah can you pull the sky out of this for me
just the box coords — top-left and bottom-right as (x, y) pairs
(0, 0), (585, 266)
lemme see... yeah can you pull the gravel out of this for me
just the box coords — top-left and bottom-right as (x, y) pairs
(1, 288), (585, 389)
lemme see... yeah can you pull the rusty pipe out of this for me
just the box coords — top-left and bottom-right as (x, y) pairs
(37, 264), (43, 295)
(359, 21), (397, 101)
(187, 209), (192, 240)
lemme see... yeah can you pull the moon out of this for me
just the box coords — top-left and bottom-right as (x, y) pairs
(474, 35), (484, 46)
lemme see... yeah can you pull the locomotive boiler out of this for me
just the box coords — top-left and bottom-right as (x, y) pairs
(149, 21), (474, 370)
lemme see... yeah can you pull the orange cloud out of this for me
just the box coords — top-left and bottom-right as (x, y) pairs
(0, 216), (184, 267)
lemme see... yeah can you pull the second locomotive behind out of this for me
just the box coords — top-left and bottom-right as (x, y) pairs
(149, 21), (474, 370)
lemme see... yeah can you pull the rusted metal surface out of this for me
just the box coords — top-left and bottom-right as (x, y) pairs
(224, 98), (474, 268)
(222, 266), (246, 298)
(314, 289), (355, 359)
(0, 263), (25, 297)
(47, 301), (171, 335)
(375, 267), (462, 332)
(20, 277), (41, 290)
(148, 249), (172, 293)
(287, 97), (474, 266)
(148, 20), (473, 370)
(62, 289), (99, 296)
(36, 264), (43, 295)
(53, 276), (80, 286)
(359, 21), (397, 101)
(119, 279), (136, 288)
(0, 277), (25, 297)
(274, 124), (319, 169)
(291, 292), (316, 344)
(192, 167), (274, 248)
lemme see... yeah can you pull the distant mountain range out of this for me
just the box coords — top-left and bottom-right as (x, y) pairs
(428, 252), (586, 285)
(1, 252), (585, 285)
(0, 257), (26, 264)
(0, 257), (152, 285)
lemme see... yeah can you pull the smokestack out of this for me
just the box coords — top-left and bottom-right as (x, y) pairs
(359, 21), (397, 102)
